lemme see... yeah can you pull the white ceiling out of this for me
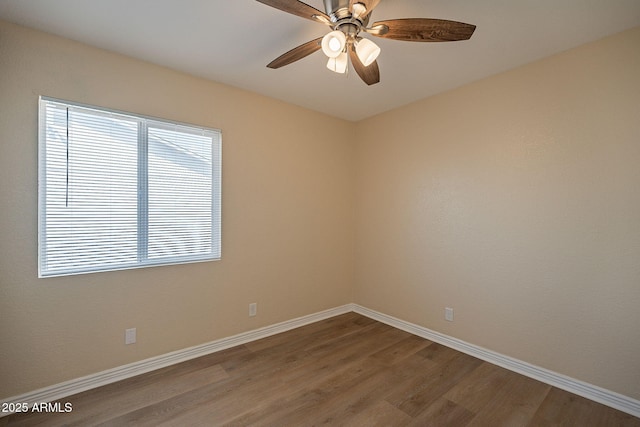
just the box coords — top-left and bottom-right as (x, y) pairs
(1, 0), (639, 121)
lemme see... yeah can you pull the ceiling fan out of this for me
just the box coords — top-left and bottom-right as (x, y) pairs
(256, 0), (476, 85)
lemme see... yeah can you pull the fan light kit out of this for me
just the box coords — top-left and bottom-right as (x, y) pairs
(327, 52), (348, 73)
(256, 0), (476, 85)
(321, 30), (346, 58)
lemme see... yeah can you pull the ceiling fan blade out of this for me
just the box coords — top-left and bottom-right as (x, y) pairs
(371, 18), (476, 42)
(256, 0), (330, 24)
(349, 0), (381, 18)
(267, 37), (323, 69)
(348, 44), (380, 85)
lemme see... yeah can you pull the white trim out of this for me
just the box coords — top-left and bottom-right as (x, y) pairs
(2, 303), (639, 419)
(352, 304), (640, 418)
(0, 304), (352, 417)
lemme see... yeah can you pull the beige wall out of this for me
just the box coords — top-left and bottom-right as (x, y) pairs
(354, 27), (640, 399)
(0, 20), (354, 398)
(2, 17), (639, 403)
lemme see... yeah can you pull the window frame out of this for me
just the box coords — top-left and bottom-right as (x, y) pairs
(38, 96), (222, 278)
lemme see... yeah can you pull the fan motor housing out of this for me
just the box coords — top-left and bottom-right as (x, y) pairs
(323, 0), (349, 16)
(324, 0), (370, 34)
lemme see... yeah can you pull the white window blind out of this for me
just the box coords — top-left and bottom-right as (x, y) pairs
(38, 97), (221, 277)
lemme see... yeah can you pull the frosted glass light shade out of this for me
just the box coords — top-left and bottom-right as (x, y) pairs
(356, 38), (380, 66)
(321, 31), (346, 58)
(351, 3), (367, 19)
(326, 52), (348, 73)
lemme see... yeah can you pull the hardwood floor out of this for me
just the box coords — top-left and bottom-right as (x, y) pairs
(4, 312), (639, 426)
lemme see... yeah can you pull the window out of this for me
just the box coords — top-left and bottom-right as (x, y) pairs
(38, 97), (221, 277)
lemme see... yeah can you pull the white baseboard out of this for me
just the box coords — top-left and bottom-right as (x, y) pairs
(352, 304), (640, 418)
(0, 304), (352, 417)
(2, 303), (638, 419)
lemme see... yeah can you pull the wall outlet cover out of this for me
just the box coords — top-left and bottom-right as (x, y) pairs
(445, 307), (454, 322)
(125, 328), (137, 344)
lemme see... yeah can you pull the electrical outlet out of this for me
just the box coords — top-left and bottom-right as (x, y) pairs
(125, 328), (136, 344)
(249, 303), (257, 317)
(445, 307), (454, 322)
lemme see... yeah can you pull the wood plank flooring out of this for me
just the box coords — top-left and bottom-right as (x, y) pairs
(3, 312), (639, 426)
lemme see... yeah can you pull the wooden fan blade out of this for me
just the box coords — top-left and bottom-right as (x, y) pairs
(267, 37), (323, 69)
(256, 0), (330, 23)
(349, 0), (381, 17)
(371, 18), (476, 42)
(348, 44), (380, 85)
